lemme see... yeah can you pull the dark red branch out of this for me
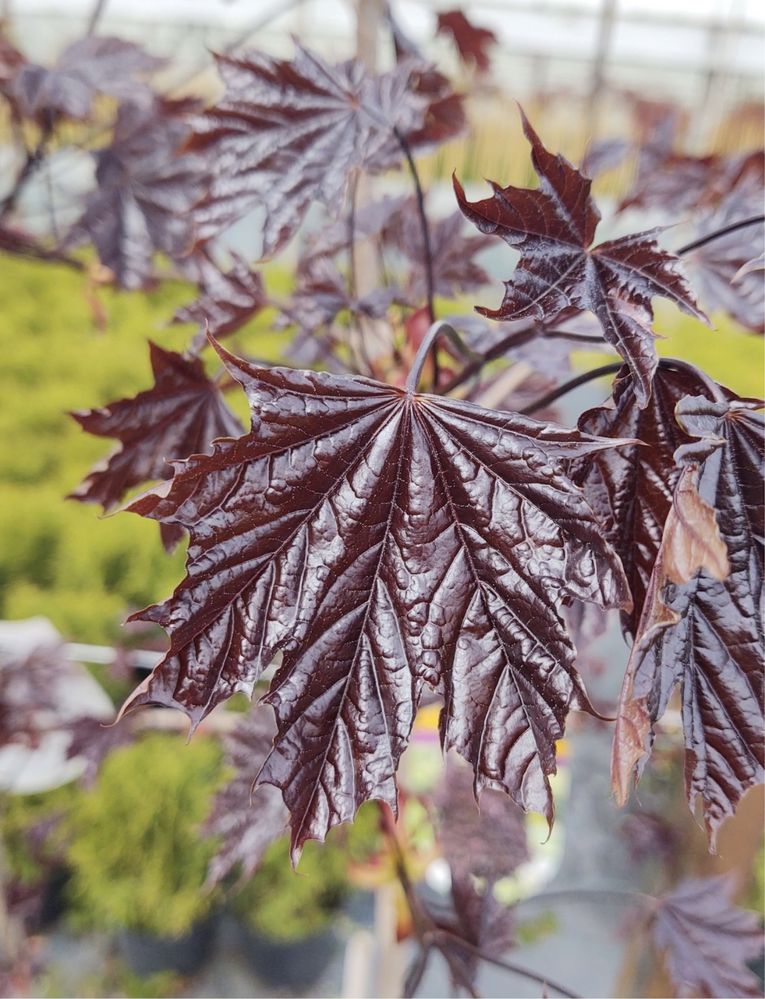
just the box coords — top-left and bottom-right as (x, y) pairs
(677, 214), (764, 256)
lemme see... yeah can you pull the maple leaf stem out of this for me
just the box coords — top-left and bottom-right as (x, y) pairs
(0, 123), (53, 221)
(520, 363), (624, 415)
(406, 320), (464, 392)
(393, 125), (437, 384)
(677, 214), (765, 256)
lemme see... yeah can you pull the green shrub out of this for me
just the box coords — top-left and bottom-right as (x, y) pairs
(65, 733), (223, 936)
(232, 836), (349, 942)
(0, 785), (74, 885)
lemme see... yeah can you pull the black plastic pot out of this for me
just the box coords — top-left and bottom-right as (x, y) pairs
(236, 920), (339, 991)
(117, 914), (216, 977)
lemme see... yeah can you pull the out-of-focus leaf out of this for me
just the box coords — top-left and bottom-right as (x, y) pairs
(204, 707), (287, 887)
(455, 109), (704, 406)
(383, 199), (491, 301)
(436, 10), (497, 74)
(11, 37), (161, 123)
(652, 876), (764, 998)
(683, 155), (765, 333)
(188, 45), (462, 255)
(120, 338), (630, 857)
(173, 251), (266, 343)
(72, 98), (205, 289)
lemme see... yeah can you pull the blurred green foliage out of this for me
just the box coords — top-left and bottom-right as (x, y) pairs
(0, 784), (73, 884)
(65, 733), (223, 936)
(0, 256), (285, 647)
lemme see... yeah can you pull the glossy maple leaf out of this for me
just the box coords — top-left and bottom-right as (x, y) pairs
(173, 251), (266, 344)
(204, 707), (287, 888)
(10, 37), (161, 123)
(575, 362), (709, 635)
(189, 46), (461, 256)
(454, 110), (705, 406)
(613, 389), (764, 844)
(120, 335), (630, 856)
(70, 342), (243, 554)
(72, 98), (205, 289)
(436, 10), (497, 74)
(651, 876), (764, 998)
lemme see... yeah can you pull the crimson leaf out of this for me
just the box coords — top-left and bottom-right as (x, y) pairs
(120, 337), (630, 856)
(188, 46), (461, 256)
(72, 99), (205, 289)
(204, 707), (287, 888)
(436, 10), (497, 74)
(652, 876), (764, 998)
(575, 362), (708, 635)
(11, 37), (161, 123)
(614, 390), (764, 844)
(454, 109), (705, 406)
(70, 341), (243, 555)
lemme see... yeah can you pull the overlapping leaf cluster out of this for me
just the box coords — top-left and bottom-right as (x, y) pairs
(1, 9), (763, 995)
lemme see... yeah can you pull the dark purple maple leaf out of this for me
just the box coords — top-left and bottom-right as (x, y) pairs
(72, 98), (205, 289)
(383, 198), (491, 301)
(119, 336), (630, 856)
(436, 10), (497, 74)
(575, 362), (708, 635)
(173, 251), (266, 345)
(652, 876), (764, 998)
(70, 341), (243, 553)
(188, 46), (461, 256)
(455, 110), (705, 406)
(10, 36), (161, 123)
(614, 389), (764, 844)
(204, 707), (287, 887)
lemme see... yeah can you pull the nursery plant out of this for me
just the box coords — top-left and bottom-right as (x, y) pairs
(64, 733), (222, 938)
(0, 2), (763, 997)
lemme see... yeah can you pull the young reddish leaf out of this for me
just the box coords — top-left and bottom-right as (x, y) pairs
(454, 110), (705, 406)
(436, 10), (497, 74)
(72, 99), (205, 289)
(120, 338), (630, 856)
(11, 37), (161, 122)
(683, 159), (764, 333)
(575, 363), (709, 635)
(651, 876), (764, 998)
(383, 199), (491, 301)
(188, 46), (460, 256)
(204, 707), (287, 888)
(613, 390), (764, 844)
(70, 341), (243, 551)
(173, 252), (266, 343)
